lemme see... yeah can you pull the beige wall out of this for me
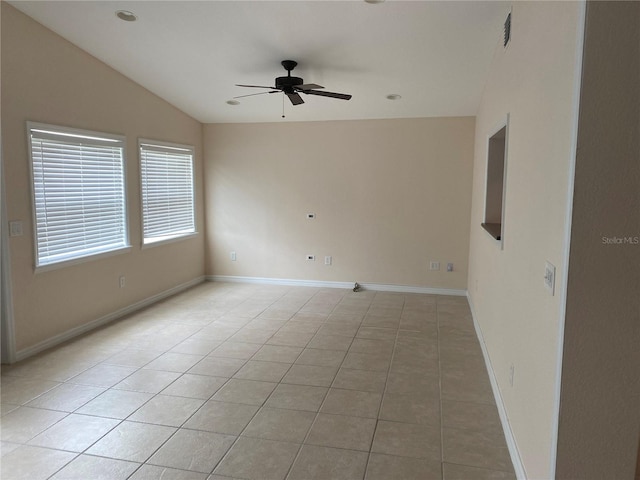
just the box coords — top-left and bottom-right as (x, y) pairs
(556, 2), (640, 478)
(1, 3), (205, 354)
(467, 2), (583, 478)
(204, 117), (474, 290)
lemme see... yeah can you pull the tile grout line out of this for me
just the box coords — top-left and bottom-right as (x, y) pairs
(180, 285), (301, 478)
(209, 286), (346, 478)
(362, 291), (404, 480)
(283, 288), (368, 480)
(437, 297), (445, 480)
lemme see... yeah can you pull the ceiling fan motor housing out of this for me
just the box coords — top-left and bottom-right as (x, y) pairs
(275, 75), (303, 93)
(277, 60), (303, 94)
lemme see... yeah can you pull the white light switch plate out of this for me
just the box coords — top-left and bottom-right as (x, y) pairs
(9, 221), (23, 237)
(544, 261), (556, 295)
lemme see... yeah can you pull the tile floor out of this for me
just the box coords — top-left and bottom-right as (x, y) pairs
(1, 282), (516, 479)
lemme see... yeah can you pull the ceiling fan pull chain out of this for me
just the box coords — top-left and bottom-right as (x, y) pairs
(282, 92), (285, 119)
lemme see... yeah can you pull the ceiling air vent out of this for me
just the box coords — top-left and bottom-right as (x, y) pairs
(504, 12), (511, 47)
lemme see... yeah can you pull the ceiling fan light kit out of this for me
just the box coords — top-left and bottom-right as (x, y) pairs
(235, 60), (352, 108)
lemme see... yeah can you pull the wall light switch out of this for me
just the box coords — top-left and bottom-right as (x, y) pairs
(544, 261), (556, 295)
(9, 221), (23, 237)
(429, 261), (440, 271)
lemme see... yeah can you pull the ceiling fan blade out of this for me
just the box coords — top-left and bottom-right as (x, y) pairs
(287, 92), (304, 105)
(297, 84), (324, 90)
(233, 91), (279, 99)
(235, 84), (278, 89)
(303, 89), (352, 100)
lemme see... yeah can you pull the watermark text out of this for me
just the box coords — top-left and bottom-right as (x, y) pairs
(602, 236), (639, 245)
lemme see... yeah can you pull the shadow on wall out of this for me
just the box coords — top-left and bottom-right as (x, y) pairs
(636, 436), (640, 479)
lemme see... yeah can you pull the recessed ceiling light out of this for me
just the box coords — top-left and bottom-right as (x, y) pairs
(386, 94), (402, 100)
(116, 10), (137, 22)
(226, 100), (240, 106)
(364, 0), (385, 3)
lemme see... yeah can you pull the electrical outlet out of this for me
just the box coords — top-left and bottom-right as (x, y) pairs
(324, 256), (332, 265)
(230, 251), (237, 261)
(119, 276), (126, 288)
(509, 363), (515, 387)
(429, 261), (440, 271)
(307, 255), (315, 261)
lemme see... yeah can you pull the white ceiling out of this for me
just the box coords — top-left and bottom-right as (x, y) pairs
(9, 1), (509, 124)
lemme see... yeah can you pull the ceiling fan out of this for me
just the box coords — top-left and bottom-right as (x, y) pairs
(235, 60), (352, 106)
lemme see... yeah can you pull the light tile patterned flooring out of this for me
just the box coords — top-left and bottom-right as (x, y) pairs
(1, 282), (516, 479)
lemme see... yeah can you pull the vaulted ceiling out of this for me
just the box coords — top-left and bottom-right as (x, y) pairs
(10, 1), (509, 123)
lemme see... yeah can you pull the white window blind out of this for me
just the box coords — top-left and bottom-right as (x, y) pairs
(28, 124), (128, 268)
(139, 141), (195, 244)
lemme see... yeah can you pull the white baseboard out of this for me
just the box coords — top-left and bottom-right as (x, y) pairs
(207, 275), (467, 296)
(14, 276), (205, 363)
(467, 292), (527, 479)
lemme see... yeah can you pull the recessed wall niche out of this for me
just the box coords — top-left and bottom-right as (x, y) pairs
(482, 119), (508, 245)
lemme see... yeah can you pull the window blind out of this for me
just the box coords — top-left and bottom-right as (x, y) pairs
(139, 141), (195, 244)
(29, 125), (128, 267)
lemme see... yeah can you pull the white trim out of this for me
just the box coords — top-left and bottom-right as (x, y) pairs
(138, 137), (196, 247)
(467, 293), (527, 479)
(34, 246), (132, 274)
(1, 140), (17, 364)
(141, 232), (199, 249)
(139, 138), (194, 152)
(26, 121), (129, 270)
(1, 231), (17, 364)
(14, 276), (205, 363)
(549, 1), (587, 477)
(208, 275), (354, 289)
(500, 114), (510, 251)
(207, 275), (467, 296)
(27, 122), (125, 144)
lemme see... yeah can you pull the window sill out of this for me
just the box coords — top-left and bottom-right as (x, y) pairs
(481, 223), (502, 241)
(142, 232), (198, 249)
(35, 246), (132, 273)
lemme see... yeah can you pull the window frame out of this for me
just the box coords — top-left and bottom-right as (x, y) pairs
(138, 138), (197, 248)
(27, 121), (130, 272)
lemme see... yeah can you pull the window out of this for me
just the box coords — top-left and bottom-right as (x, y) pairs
(482, 118), (509, 246)
(28, 123), (128, 268)
(139, 140), (195, 245)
